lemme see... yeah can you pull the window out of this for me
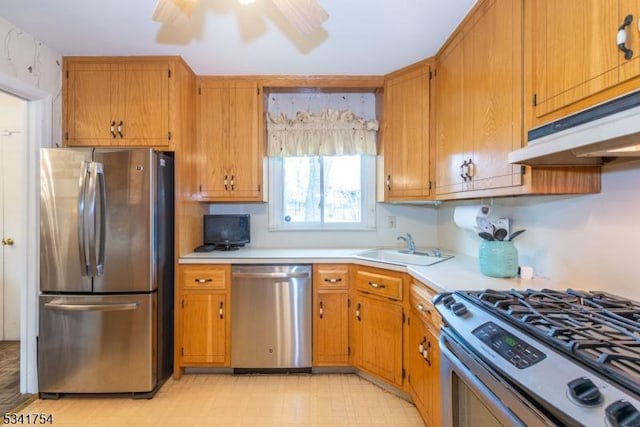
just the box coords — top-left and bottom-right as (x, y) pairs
(269, 154), (376, 230)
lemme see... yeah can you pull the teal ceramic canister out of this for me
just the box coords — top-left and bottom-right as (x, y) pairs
(478, 241), (519, 278)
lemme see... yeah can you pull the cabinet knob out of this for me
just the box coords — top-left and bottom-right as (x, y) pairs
(117, 121), (124, 138)
(110, 121), (116, 139)
(319, 301), (324, 319)
(219, 301), (224, 319)
(460, 160), (468, 182)
(2, 237), (14, 246)
(324, 277), (342, 284)
(355, 303), (361, 321)
(386, 175), (391, 191)
(195, 277), (213, 284)
(224, 175), (228, 190)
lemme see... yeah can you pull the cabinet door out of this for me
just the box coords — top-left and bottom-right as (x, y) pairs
(314, 291), (349, 365)
(384, 63), (431, 200)
(353, 296), (403, 386)
(65, 63), (114, 145)
(227, 80), (263, 200)
(408, 308), (441, 427)
(465, 0), (522, 190)
(435, 34), (468, 196)
(182, 292), (228, 364)
(408, 309), (428, 411)
(197, 81), (229, 199)
(531, 0), (620, 118)
(117, 63), (170, 146)
(619, 0), (640, 83)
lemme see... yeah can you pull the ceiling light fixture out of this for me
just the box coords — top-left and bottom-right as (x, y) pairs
(238, 0), (256, 4)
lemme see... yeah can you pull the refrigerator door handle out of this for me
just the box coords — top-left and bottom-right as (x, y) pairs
(96, 162), (107, 276)
(77, 161), (91, 276)
(87, 161), (105, 277)
(44, 301), (140, 312)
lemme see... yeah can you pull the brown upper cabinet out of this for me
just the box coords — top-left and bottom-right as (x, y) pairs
(528, 0), (640, 126)
(196, 78), (264, 202)
(382, 60), (433, 201)
(434, 0), (601, 199)
(435, 0), (523, 197)
(63, 57), (190, 150)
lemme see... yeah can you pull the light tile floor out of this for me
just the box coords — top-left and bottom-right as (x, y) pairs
(14, 374), (425, 426)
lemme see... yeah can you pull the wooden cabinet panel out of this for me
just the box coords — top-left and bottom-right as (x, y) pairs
(383, 60), (432, 201)
(435, 0), (523, 198)
(354, 267), (403, 301)
(464, 0), (522, 191)
(315, 264), (349, 290)
(413, 318), (440, 427)
(314, 291), (349, 365)
(182, 292), (228, 364)
(175, 264), (230, 376)
(197, 78), (264, 202)
(313, 264), (349, 366)
(531, 0), (620, 118)
(353, 295), (403, 387)
(434, 34), (467, 196)
(528, 0), (640, 125)
(64, 59), (172, 148)
(119, 65), (170, 144)
(182, 265), (228, 290)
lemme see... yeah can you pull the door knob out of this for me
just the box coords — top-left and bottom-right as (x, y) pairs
(2, 238), (14, 246)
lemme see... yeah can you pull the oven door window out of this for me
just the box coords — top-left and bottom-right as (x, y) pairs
(453, 371), (507, 427)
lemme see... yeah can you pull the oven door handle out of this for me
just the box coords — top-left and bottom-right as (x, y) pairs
(440, 330), (535, 427)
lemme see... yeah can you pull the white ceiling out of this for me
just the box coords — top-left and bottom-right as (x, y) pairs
(0, 0), (477, 76)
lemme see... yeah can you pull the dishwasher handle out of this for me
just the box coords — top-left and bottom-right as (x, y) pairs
(232, 271), (311, 279)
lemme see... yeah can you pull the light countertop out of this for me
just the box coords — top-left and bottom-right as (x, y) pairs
(180, 247), (568, 294)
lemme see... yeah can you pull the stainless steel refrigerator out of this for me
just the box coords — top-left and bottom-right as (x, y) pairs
(38, 148), (174, 398)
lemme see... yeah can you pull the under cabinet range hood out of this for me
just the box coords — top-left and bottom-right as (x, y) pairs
(509, 91), (640, 165)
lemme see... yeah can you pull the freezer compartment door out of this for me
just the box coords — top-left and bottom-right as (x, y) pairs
(38, 293), (156, 394)
(92, 149), (154, 293)
(40, 148), (93, 293)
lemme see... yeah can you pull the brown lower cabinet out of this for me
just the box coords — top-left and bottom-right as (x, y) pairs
(408, 303), (441, 427)
(313, 264), (350, 366)
(174, 264), (231, 378)
(351, 265), (405, 388)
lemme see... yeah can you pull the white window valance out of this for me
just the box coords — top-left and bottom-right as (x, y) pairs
(266, 108), (379, 157)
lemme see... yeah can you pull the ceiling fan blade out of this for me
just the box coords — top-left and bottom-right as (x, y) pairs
(271, 0), (329, 34)
(152, 0), (198, 25)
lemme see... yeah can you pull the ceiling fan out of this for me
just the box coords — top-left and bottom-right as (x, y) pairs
(152, 0), (329, 34)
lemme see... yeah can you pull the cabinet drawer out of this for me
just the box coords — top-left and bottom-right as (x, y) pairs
(181, 266), (228, 290)
(410, 283), (441, 328)
(355, 269), (403, 301)
(315, 264), (349, 290)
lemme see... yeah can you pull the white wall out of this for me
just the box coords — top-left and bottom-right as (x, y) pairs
(0, 15), (62, 143)
(438, 161), (640, 300)
(208, 202), (439, 249)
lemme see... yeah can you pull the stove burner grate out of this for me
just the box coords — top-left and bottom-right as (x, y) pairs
(462, 288), (640, 398)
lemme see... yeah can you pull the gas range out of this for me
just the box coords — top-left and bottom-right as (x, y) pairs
(435, 288), (640, 427)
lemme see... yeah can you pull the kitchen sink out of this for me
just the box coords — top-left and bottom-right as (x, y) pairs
(357, 249), (454, 266)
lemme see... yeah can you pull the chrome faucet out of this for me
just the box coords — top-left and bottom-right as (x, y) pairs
(397, 233), (415, 254)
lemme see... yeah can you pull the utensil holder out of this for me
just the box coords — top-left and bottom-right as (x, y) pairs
(478, 241), (518, 278)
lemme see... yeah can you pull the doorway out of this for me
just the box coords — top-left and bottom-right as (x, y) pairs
(0, 90), (31, 412)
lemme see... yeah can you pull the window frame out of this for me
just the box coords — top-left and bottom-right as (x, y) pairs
(268, 154), (377, 231)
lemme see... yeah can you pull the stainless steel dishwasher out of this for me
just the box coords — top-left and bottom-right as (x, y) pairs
(231, 264), (312, 371)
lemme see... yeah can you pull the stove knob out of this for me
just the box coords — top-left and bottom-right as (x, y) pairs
(606, 400), (640, 427)
(451, 302), (468, 316)
(567, 377), (602, 406)
(442, 295), (456, 307)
